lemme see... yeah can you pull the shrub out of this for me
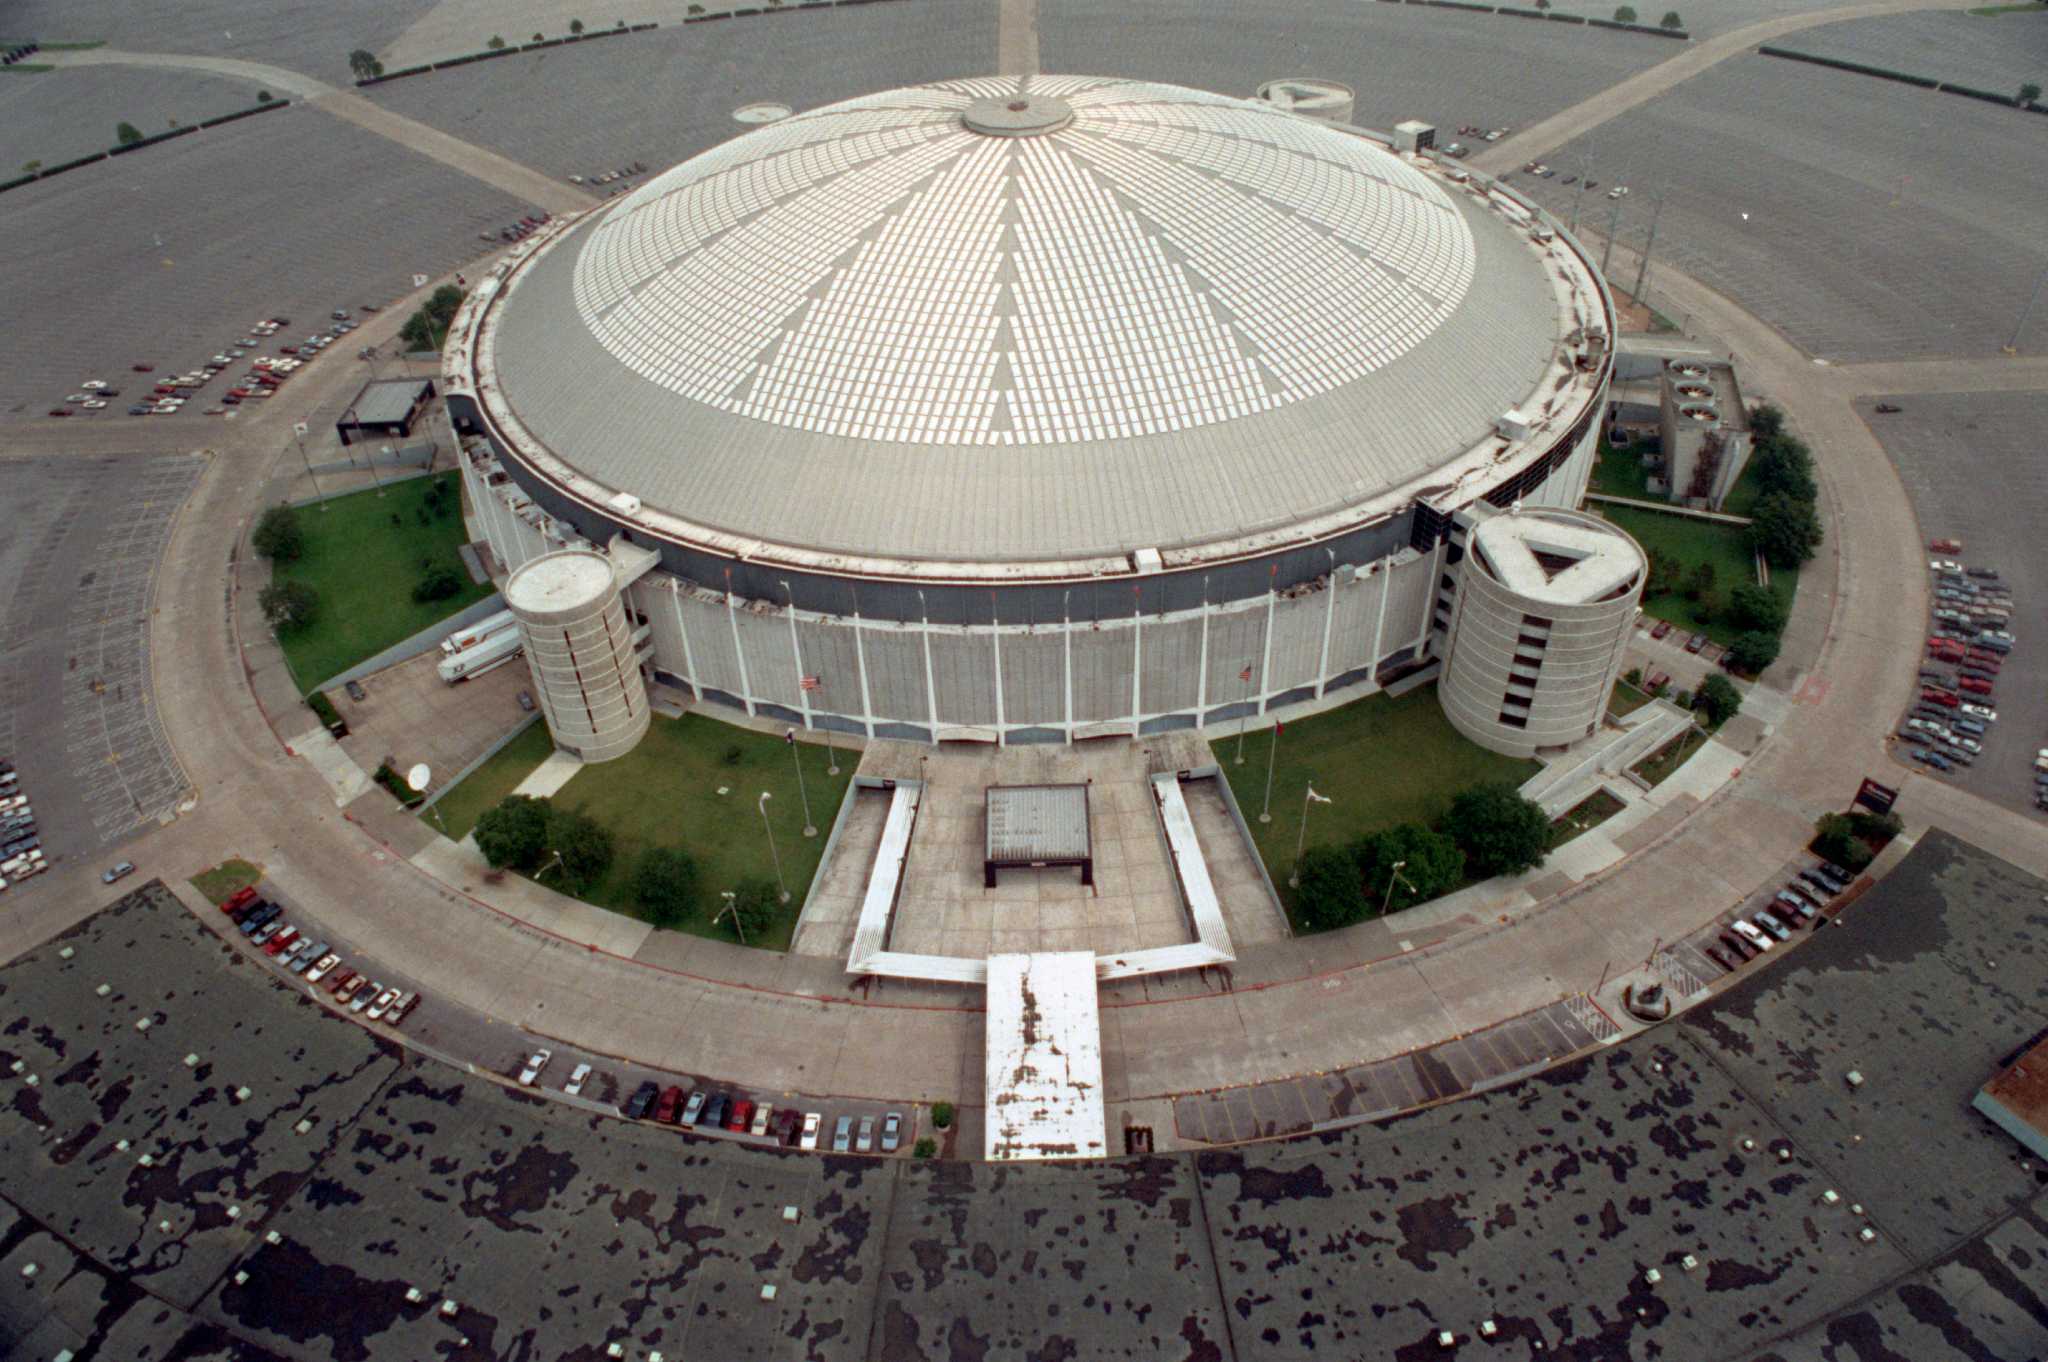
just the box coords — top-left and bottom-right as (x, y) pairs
(1681, 561), (1716, 602)
(532, 33), (544, 42)
(1350, 824), (1464, 915)
(259, 580), (319, 630)
(487, 35), (506, 49)
(1813, 812), (1874, 872)
(1695, 673), (1742, 727)
(1614, 4), (1637, 17)
(722, 745), (744, 766)
(257, 90), (273, 102)
(1690, 587), (1721, 625)
(475, 794), (552, 870)
(688, 3), (705, 13)
(1752, 432), (1816, 502)
(373, 762), (424, 806)
(1441, 784), (1550, 879)
(398, 283), (466, 351)
(1727, 582), (1787, 635)
(252, 503), (305, 563)
(550, 807), (615, 889)
(116, 121), (143, 145)
(2020, 81), (2041, 107)
(931, 1101), (955, 1129)
(570, 18), (586, 33)
(306, 690), (344, 731)
(720, 878), (779, 942)
(1749, 492), (1824, 568)
(1673, 689), (1692, 709)
(1726, 630), (1782, 675)
(412, 564), (462, 602)
(1749, 402), (1785, 442)
(1623, 666), (1643, 687)
(632, 847), (700, 928)
(913, 1137), (938, 1159)
(1660, 9), (1682, 27)
(347, 48), (384, 80)
(1293, 843), (1366, 931)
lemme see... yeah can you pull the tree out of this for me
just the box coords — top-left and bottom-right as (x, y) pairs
(913, 1137), (937, 1158)
(2019, 82), (2042, 108)
(532, 32), (545, 41)
(1726, 630), (1782, 675)
(487, 35), (507, 49)
(1727, 582), (1787, 635)
(1748, 402), (1784, 442)
(931, 1101), (955, 1129)
(1660, 9), (1682, 27)
(116, 122), (143, 145)
(1292, 843), (1366, 932)
(1351, 824), (1465, 915)
(549, 807), (614, 890)
(1614, 4), (1638, 18)
(1645, 546), (1682, 597)
(632, 847), (700, 928)
(257, 90), (273, 102)
(252, 504), (305, 563)
(412, 564), (462, 602)
(1441, 783), (1550, 880)
(1751, 433), (1815, 502)
(258, 580), (319, 630)
(1749, 492), (1824, 568)
(399, 283), (466, 352)
(475, 794), (551, 870)
(1690, 586), (1721, 626)
(720, 878), (780, 942)
(1695, 673), (1743, 727)
(570, 18), (586, 33)
(1812, 812), (1874, 872)
(347, 48), (384, 80)
(1681, 561), (1716, 602)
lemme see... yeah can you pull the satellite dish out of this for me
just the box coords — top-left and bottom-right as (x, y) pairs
(406, 763), (432, 793)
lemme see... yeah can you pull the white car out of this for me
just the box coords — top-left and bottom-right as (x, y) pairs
(1731, 920), (1773, 952)
(750, 1103), (774, 1138)
(1959, 703), (1996, 721)
(519, 1048), (552, 1085)
(1954, 736), (1982, 754)
(1980, 629), (2016, 645)
(305, 953), (341, 983)
(799, 1112), (822, 1150)
(366, 988), (400, 1021)
(563, 1062), (593, 1096)
(1929, 558), (1963, 573)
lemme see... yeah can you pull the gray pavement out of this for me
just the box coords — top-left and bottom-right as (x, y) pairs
(364, 2), (998, 185)
(8, 831), (2048, 1357)
(0, 103), (532, 423)
(0, 63), (266, 173)
(1039, 0), (1673, 133)
(1773, 7), (2048, 91)
(1502, 53), (2048, 362)
(0, 0), (438, 85)
(0, 452), (205, 863)
(1858, 389), (2048, 816)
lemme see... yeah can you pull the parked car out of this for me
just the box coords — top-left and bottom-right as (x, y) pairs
(386, 992), (419, 1027)
(880, 1112), (902, 1153)
(1650, 619), (1673, 639)
(564, 1063), (593, 1097)
(800, 1112), (822, 1150)
(101, 860), (136, 884)
(774, 1109), (802, 1146)
(727, 1099), (755, 1133)
(1929, 558), (1963, 573)
(703, 1095), (730, 1129)
(655, 1085), (683, 1123)
(1731, 920), (1772, 952)
(832, 1115), (854, 1152)
(325, 967), (358, 996)
(222, 885), (260, 915)
(518, 1048), (552, 1085)
(625, 1081), (659, 1120)
(517, 690), (535, 712)
(1960, 703), (1996, 721)
(257, 923), (295, 953)
(1754, 911), (1792, 942)
(305, 952), (341, 982)
(1703, 945), (1733, 972)
(345, 679), (366, 702)
(751, 1104), (774, 1138)
(856, 1115), (875, 1152)
(682, 1089), (708, 1125)
(349, 980), (381, 1012)
(1928, 538), (1962, 553)
(1773, 892), (1816, 923)
(366, 987), (399, 1018)
(1685, 632), (1708, 654)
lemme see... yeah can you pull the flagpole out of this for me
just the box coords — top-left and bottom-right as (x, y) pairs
(1289, 785), (1313, 887)
(1234, 665), (1253, 765)
(1259, 720), (1279, 823)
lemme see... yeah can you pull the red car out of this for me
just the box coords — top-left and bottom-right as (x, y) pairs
(1920, 689), (1959, 708)
(1959, 678), (1994, 696)
(1964, 650), (2001, 668)
(1929, 538), (1962, 553)
(222, 885), (259, 915)
(726, 1099), (755, 1132)
(1650, 619), (1673, 640)
(262, 926), (299, 956)
(654, 1085), (683, 1124)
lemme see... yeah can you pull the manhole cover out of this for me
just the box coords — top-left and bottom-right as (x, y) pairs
(733, 102), (792, 124)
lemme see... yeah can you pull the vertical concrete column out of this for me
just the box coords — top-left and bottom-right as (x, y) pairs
(506, 549), (650, 763)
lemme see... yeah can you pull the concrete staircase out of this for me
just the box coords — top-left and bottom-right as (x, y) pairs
(1519, 700), (1693, 817)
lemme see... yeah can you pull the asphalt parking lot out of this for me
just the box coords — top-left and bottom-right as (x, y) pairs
(1507, 55), (2048, 364)
(0, 453), (205, 864)
(5, 833), (2047, 1359)
(1772, 8), (2048, 93)
(0, 64), (268, 174)
(1860, 391), (2047, 817)
(1, 0), (437, 84)
(0, 103), (531, 423)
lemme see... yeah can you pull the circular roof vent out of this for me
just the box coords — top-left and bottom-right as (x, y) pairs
(1672, 362), (1708, 378)
(733, 102), (792, 124)
(1676, 383), (1712, 401)
(1680, 404), (1719, 423)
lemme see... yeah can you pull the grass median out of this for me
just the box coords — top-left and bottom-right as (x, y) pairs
(423, 718), (552, 840)
(268, 472), (491, 691)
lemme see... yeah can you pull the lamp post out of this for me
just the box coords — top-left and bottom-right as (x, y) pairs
(786, 728), (816, 837)
(1380, 859), (1414, 917)
(292, 423), (326, 507)
(718, 889), (744, 946)
(1258, 720), (1281, 823)
(758, 791), (790, 903)
(1287, 784), (1330, 888)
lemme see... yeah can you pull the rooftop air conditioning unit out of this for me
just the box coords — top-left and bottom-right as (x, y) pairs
(609, 491), (643, 515)
(1495, 409), (1532, 441)
(1391, 120), (1436, 153)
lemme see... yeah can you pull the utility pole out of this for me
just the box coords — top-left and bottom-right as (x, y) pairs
(1259, 721), (1280, 823)
(1600, 195), (1623, 279)
(1631, 194), (1664, 304)
(1568, 149), (1593, 234)
(786, 728), (816, 836)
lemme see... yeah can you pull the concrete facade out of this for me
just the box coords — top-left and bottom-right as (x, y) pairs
(1438, 506), (1645, 757)
(1659, 358), (1751, 508)
(504, 548), (649, 763)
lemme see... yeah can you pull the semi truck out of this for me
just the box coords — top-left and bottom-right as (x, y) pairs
(437, 627), (523, 683)
(441, 608), (517, 655)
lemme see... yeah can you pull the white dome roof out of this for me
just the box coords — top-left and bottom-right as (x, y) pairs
(484, 76), (1575, 565)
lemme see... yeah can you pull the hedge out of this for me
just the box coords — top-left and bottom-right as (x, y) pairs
(108, 124), (197, 156)
(197, 100), (290, 129)
(1756, 46), (1939, 88)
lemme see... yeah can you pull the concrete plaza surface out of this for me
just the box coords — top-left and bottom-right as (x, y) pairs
(6, 833), (2046, 1358)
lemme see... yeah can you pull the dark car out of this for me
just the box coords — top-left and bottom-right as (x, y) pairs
(654, 1085), (683, 1124)
(1684, 632), (1707, 654)
(345, 679), (366, 702)
(517, 690), (535, 713)
(1650, 619), (1673, 640)
(624, 1081), (659, 1120)
(703, 1095), (730, 1130)
(773, 1109), (802, 1146)
(1703, 945), (1733, 972)
(1720, 931), (1756, 961)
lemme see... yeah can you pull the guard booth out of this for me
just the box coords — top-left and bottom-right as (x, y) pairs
(336, 377), (436, 446)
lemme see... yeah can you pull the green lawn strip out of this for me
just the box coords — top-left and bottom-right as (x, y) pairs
(426, 719), (554, 840)
(190, 858), (262, 905)
(1215, 687), (1537, 921)
(1632, 729), (1707, 788)
(1548, 789), (1626, 850)
(268, 473), (491, 691)
(1595, 504), (1799, 649)
(1608, 679), (1653, 719)
(1717, 455), (1769, 519)
(1588, 432), (1651, 499)
(536, 714), (854, 951)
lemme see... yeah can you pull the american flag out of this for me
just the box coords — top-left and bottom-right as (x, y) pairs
(800, 675), (822, 692)
(1239, 665), (1254, 682)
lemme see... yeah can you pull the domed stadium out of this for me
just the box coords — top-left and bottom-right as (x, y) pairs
(445, 73), (1615, 750)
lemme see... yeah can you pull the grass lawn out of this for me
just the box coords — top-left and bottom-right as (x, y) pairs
(536, 714), (854, 951)
(1717, 456), (1770, 519)
(1216, 687), (1537, 917)
(1609, 678), (1654, 720)
(425, 718), (552, 841)
(1633, 730), (1707, 788)
(190, 858), (262, 905)
(1588, 432), (1652, 499)
(268, 472), (490, 692)
(1549, 789), (1626, 850)
(1594, 504), (1800, 649)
